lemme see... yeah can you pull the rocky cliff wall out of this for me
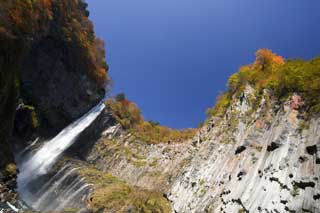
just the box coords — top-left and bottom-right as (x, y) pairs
(0, 35), (22, 206)
(0, 0), (109, 209)
(169, 87), (320, 212)
(83, 86), (319, 213)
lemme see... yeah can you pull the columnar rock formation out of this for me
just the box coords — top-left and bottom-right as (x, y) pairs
(0, 1), (319, 212)
(78, 85), (319, 212)
(169, 87), (320, 212)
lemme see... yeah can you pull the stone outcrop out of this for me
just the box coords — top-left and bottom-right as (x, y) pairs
(81, 86), (320, 213)
(168, 87), (320, 213)
(19, 36), (105, 135)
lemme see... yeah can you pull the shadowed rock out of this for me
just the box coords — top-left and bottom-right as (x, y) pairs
(293, 181), (315, 190)
(267, 142), (281, 152)
(235, 146), (246, 155)
(306, 145), (317, 155)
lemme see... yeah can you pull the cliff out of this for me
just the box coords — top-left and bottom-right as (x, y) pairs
(169, 88), (320, 212)
(75, 50), (320, 212)
(0, 0), (109, 209)
(1, 2), (319, 212)
(78, 87), (319, 213)
(0, 34), (21, 205)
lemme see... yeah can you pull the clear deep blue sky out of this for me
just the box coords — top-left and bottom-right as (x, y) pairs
(88, 0), (320, 129)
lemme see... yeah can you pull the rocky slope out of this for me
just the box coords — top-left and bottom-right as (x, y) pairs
(169, 88), (320, 213)
(75, 84), (319, 213)
(70, 50), (320, 213)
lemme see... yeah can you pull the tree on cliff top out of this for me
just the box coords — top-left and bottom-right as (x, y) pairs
(207, 48), (320, 119)
(0, 0), (109, 88)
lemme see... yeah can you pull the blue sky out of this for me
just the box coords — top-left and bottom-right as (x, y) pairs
(88, 0), (320, 129)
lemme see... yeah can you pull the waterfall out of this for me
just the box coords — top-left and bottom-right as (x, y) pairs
(17, 103), (105, 211)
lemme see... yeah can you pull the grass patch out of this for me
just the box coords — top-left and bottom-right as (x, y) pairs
(79, 167), (172, 212)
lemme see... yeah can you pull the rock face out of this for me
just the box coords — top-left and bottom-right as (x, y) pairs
(1, 0), (109, 146)
(84, 131), (194, 192)
(82, 86), (319, 213)
(20, 36), (105, 135)
(0, 0), (109, 210)
(168, 88), (320, 213)
(0, 35), (23, 208)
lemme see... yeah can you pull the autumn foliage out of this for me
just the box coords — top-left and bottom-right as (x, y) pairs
(207, 49), (320, 119)
(0, 0), (109, 88)
(105, 98), (143, 129)
(254, 49), (285, 70)
(133, 121), (196, 144)
(105, 96), (196, 144)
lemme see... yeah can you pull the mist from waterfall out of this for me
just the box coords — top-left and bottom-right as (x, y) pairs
(17, 103), (105, 211)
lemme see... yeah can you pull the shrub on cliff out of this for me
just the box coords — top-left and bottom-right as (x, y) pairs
(206, 49), (320, 119)
(0, 0), (109, 88)
(105, 98), (143, 129)
(105, 96), (196, 144)
(133, 121), (196, 144)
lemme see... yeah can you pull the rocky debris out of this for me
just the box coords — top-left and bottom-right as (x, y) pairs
(0, 164), (17, 207)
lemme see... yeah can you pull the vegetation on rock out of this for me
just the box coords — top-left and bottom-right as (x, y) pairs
(0, 0), (111, 205)
(79, 167), (172, 213)
(105, 95), (197, 144)
(207, 49), (320, 119)
(0, 0), (109, 87)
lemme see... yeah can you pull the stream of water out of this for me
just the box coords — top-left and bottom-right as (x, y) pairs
(17, 103), (105, 211)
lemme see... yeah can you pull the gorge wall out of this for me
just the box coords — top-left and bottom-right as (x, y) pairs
(169, 89), (320, 212)
(78, 86), (319, 213)
(0, 0), (109, 209)
(0, 33), (22, 205)
(0, 1), (319, 212)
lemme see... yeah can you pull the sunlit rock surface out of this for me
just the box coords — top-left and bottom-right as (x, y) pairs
(10, 84), (318, 212)
(84, 86), (319, 213)
(168, 88), (320, 213)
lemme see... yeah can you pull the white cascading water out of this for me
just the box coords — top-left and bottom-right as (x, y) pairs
(17, 103), (105, 211)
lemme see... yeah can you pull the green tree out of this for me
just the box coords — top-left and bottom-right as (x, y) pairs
(115, 93), (126, 102)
